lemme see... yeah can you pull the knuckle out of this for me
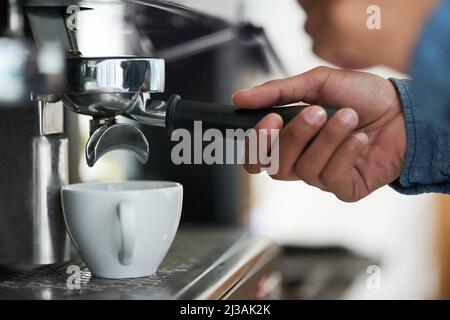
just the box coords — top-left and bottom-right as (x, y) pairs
(346, 139), (358, 151)
(335, 186), (367, 203)
(271, 173), (285, 181)
(336, 193), (359, 203)
(320, 171), (340, 188)
(295, 162), (316, 182)
(346, 140), (360, 153)
(344, 133), (367, 153)
(311, 66), (331, 74)
(272, 164), (293, 180)
(283, 124), (304, 143)
(320, 125), (344, 144)
(261, 79), (281, 88)
(271, 169), (286, 180)
(243, 164), (253, 174)
(244, 164), (259, 175)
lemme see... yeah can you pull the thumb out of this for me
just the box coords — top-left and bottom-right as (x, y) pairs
(232, 66), (333, 109)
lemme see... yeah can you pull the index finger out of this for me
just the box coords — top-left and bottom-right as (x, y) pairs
(232, 67), (332, 109)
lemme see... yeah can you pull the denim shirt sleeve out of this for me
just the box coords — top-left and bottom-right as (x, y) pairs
(388, 0), (450, 195)
(389, 79), (450, 195)
(409, 0), (450, 128)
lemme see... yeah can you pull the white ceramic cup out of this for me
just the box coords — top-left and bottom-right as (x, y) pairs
(61, 181), (183, 279)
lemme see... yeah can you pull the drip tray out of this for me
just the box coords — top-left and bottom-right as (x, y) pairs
(0, 228), (280, 300)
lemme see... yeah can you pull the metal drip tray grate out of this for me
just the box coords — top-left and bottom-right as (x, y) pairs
(0, 228), (277, 300)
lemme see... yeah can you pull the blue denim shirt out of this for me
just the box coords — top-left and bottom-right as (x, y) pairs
(390, 0), (450, 195)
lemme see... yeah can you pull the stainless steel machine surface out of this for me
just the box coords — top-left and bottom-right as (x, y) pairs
(0, 0), (70, 268)
(0, 229), (281, 300)
(0, 0), (176, 269)
(0, 0), (287, 273)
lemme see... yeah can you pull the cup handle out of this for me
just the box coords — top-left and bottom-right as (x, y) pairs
(117, 201), (136, 265)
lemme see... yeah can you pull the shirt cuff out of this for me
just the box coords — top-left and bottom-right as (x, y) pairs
(389, 79), (450, 195)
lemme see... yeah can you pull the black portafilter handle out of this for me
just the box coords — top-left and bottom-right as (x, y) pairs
(165, 95), (336, 134)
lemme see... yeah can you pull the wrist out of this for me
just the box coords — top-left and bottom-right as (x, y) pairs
(389, 78), (450, 195)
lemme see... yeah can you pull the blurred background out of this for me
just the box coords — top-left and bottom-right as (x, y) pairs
(71, 0), (445, 299)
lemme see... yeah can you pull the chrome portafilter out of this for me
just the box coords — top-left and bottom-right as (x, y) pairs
(59, 56), (335, 167)
(58, 56), (165, 167)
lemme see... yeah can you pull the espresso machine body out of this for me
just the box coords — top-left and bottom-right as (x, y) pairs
(0, 101), (70, 267)
(0, 0), (169, 268)
(0, 1), (169, 268)
(0, 0), (289, 269)
(0, 1), (70, 268)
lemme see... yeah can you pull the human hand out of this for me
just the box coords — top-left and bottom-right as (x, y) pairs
(298, 0), (438, 71)
(233, 67), (406, 202)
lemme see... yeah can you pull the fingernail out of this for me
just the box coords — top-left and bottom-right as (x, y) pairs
(232, 87), (250, 98)
(232, 87), (257, 103)
(338, 109), (358, 126)
(303, 106), (326, 125)
(354, 132), (368, 144)
(235, 86), (256, 95)
(234, 89), (248, 96)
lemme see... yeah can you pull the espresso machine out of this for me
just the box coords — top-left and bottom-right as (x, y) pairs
(0, 0), (296, 300)
(1, 0), (319, 271)
(0, 0), (168, 269)
(0, 0), (70, 270)
(0, 0), (174, 269)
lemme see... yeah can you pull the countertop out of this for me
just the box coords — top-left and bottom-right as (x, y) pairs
(0, 228), (280, 300)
